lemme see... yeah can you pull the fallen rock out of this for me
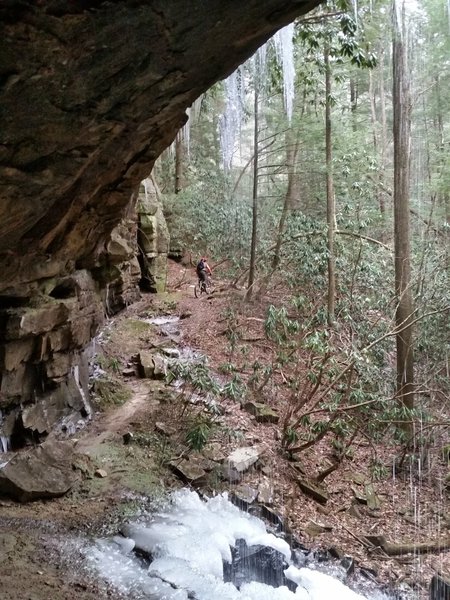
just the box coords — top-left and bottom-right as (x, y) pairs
(202, 443), (226, 463)
(352, 486), (367, 504)
(187, 452), (217, 471)
(304, 520), (333, 537)
(224, 538), (293, 591)
(155, 421), (176, 437)
(138, 351), (167, 379)
(95, 469), (108, 478)
(256, 504), (284, 530)
(233, 484), (258, 506)
(340, 556), (355, 576)
(169, 458), (207, 485)
(365, 483), (381, 510)
(328, 546), (344, 560)
(122, 367), (135, 377)
(160, 347), (180, 359)
(138, 351), (155, 377)
(0, 440), (78, 502)
(257, 480), (274, 505)
(350, 472), (366, 486)
(291, 461), (306, 475)
(348, 503), (363, 518)
(296, 476), (329, 505)
(220, 464), (242, 483)
(227, 446), (261, 473)
(243, 401), (279, 424)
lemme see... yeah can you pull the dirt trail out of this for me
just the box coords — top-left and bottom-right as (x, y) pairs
(76, 379), (157, 452)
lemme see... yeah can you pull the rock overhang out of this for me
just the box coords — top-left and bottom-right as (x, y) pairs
(0, 0), (321, 286)
(0, 0), (322, 442)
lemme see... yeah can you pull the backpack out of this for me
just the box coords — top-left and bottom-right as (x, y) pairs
(196, 259), (204, 274)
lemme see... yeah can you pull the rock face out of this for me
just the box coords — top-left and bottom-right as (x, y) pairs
(0, 0), (320, 443)
(138, 178), (170, 293)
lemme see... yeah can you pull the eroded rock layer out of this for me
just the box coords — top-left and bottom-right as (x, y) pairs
(0, 0), (320, 441)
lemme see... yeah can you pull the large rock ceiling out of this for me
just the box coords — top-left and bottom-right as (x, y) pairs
(0, 0), (320, 292)
(0, 0), (320, 442)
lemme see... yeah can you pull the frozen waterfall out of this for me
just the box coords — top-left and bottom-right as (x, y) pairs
(85, 489), (395, 600)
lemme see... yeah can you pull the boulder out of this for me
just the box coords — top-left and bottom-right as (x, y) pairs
(304, 520), (333, 537)
(430, 574), (450, 600)
(296, 476), (329, 505)
(155, 421), (177, 437)
(233, 484), (258, 506)
(224, 538), (293, 591)
(220, 464), (242, 484)
(243, 401), (279, 424)
(257, 480), (274, 504)
(169, 458), (207, 485)
(365, 483), (381, 510)
(202, 443), (226, 463)
(227, 446), (261, 473)
(0, 440), (78, 502)
(138, 351), (167, 379)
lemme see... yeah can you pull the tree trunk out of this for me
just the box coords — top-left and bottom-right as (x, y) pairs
(174, 132), (184, 194)
(392, 2), (414, 425)
(272, 129), (300, 271)
(378, 45), (389, 223)
(368, 69), (386, 218)
(325, 41), (336, 325)
(256, 128), (300, 298)
(246, 88), (259, 301)
(350, 77), (358, 131)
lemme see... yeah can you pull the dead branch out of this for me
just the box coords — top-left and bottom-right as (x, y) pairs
(364, 535), (450, 556)
(336, 230), (392, 252)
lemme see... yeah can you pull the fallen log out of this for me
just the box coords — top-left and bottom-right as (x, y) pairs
(364, 534), (450, 556)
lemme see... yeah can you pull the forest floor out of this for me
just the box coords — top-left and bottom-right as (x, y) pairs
(0, 260), (448, 600)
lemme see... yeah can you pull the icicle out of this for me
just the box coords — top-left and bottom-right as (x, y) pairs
(393, 0), (404, 43)
(352, 0), (358, 28)
(219, 24), (295, 166)
(448, 0), (450, 34)
(274, 23), (296, 122)
(0, 410), (11, 454)
(182, 109), (190, 155)
(255, 43), (268, 94)
(220, 68), (244, 170)
(73, 365), (92, 418)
